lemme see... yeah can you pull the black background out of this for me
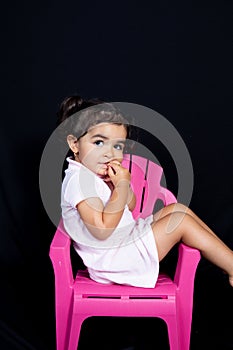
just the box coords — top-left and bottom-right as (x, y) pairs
(1, 1), (233, 349)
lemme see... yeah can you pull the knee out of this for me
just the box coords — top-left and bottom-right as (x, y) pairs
(166, 203), (195, 227)
(152, 203), (194, 224)
(169, 202), (192, 215)
(168, 211), (194, 232)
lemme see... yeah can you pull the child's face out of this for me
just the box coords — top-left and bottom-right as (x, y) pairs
(73, 123), (127, 178)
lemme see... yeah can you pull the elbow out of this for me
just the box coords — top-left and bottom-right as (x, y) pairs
(85, 222), (114, 241)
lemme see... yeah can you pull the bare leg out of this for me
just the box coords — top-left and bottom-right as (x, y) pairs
(153, 203), (220, 240)
(151, 210), (233, 287)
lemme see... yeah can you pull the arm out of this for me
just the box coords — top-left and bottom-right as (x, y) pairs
(127, 185), (136, 212)
(76, 162), (131, 240)
(103, 160), (136, 212)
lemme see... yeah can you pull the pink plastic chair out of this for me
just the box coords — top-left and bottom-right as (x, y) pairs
(50, 154), (200, 350)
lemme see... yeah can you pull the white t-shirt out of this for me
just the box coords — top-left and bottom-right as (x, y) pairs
(61, 158), (159, 288)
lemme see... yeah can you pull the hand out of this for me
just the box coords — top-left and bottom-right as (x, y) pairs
(101, 160), (120, 183)
(107, 162), (131, 188)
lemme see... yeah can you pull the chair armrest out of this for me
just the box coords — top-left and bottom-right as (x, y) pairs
(174, 243), (201, 288)
(174, 243), (200, 348)
(49, 222), (74, 288)
(49, 222), (74, 349)
(158, 187), (201, 286)
(159, 187), (177, 206)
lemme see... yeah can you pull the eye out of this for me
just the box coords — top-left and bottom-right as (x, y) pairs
(114, 143), (124, 151)
(94, 140), (104, 147)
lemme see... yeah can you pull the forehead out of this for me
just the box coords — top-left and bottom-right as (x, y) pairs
(87, 123), (127, 139)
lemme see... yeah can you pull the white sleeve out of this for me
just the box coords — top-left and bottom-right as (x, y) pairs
(63, 170), (100, 208)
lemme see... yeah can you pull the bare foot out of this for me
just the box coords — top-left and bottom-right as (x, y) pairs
(229, 276), (233, 287)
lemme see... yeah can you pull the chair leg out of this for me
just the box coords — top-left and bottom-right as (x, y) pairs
(164, 316), (179, 350)
(68, 314), (87, 350)
(55, 313), (71, 350)
(177, 314), (192, 350)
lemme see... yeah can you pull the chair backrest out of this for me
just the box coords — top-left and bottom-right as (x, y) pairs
(122, 154), (176, 219)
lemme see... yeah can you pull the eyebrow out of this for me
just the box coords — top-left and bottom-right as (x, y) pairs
(91, 134), (126, 143)
(91, 134), (108, 140)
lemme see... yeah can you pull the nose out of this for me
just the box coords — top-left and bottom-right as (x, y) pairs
(103, 144), (114, 159)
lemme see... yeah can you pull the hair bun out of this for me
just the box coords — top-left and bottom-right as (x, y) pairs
(57, 95), (86, 124)
(57, 94), (106, 126)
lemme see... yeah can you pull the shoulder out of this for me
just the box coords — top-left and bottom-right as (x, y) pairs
(62, 160), (110, 205)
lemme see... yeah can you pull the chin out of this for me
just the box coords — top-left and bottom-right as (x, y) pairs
(97, 172), (106, 178)
(97, 173), (111, 182)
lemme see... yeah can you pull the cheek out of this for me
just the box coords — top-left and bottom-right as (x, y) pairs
(116, 150), (124, 161)
(80, 151), (102, 170)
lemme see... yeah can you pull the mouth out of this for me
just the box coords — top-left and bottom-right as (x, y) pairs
(98, 160), (121, 173)
(98, 163), (109, 170)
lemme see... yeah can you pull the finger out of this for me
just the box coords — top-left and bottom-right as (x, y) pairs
(108, 162), (121, 172)
(110, 160), (121, 166)
(112, 162), (126, 171)
(107, 165), (116, 176)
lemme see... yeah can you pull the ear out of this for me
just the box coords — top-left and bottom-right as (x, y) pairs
(67, 134), (79, 153)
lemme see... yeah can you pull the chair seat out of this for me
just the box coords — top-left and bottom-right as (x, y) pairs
(73, 270), (177, 319)
(75, 270), (177, 298)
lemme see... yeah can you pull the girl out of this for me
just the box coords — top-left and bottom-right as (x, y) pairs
(59, 95), (233, 288)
